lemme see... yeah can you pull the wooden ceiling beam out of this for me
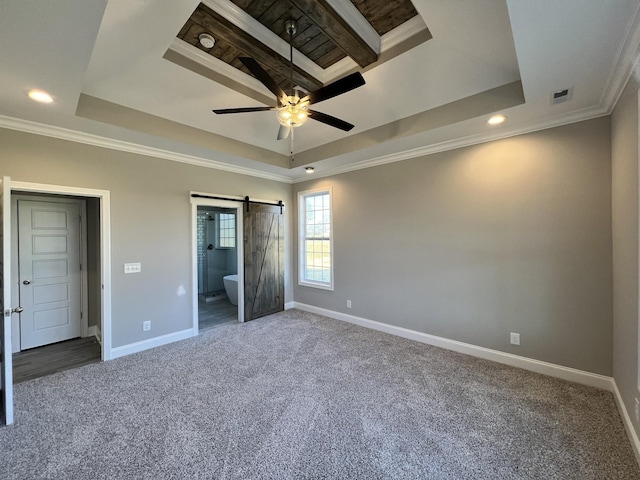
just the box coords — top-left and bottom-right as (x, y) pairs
(194, 4), (323, 93)
(289, 0), (379, 68)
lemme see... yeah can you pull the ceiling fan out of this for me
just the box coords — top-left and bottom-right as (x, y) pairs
(212, 19), (366, 147)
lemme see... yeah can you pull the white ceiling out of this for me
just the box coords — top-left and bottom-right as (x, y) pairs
(1, 0), (639, 182)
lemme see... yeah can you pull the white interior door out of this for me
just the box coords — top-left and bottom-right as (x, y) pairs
(18, 200), (82, 350)
(1, 176), (14, 425)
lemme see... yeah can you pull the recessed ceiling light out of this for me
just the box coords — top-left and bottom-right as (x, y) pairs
(305, 167), (315, 174)
(199, 33), (215, 49)
(27, 89), (54, 104)
(487, 114), (506, 126)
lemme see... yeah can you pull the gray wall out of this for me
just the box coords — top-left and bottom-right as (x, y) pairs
(612, 76), (640, 437)
(0, 110), (624, 381)
(294, 117), (613, 375)
(0, 127), (292, 348)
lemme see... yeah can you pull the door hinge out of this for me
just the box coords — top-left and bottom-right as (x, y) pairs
(80, 311), (83, 319)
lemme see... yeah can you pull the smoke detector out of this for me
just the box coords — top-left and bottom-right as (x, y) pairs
(199, 33), (215, 49)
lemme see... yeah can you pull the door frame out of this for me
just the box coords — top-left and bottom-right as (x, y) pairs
(10, 181), (113, 360)
(11, 195), (88, 351)
(190, 193), (245, 332)
(2, 176), (14, 424)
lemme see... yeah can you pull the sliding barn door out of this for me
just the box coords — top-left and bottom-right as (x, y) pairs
(244, 203), (284, 321)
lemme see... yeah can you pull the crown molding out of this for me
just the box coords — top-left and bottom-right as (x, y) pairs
(0, 91), (618, 189)
(0, 115), (292, 184)
(0, 98), (612, 189)
(292, 105), (610, 183)
(601, 1), (640, 112)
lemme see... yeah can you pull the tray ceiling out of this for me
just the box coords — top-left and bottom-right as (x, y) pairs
(1, 0), (639, 181)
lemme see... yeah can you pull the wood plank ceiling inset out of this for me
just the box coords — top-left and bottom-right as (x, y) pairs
(229, 0), (418, 65)
(233, 1), (341, 67)
(176, 0), (418, 92)
(350, 0), (418, 35)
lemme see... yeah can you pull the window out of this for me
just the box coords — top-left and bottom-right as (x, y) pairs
(216, 212), (236, 248)
(298, 187), (333, 290)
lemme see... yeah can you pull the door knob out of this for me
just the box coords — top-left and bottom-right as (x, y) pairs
(23, 280), (31, 285)
(11, 306), (23, 314)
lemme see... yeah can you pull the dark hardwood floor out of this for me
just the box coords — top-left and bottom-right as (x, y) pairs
(199, 297), (238, 332)
(13, 336), (101, 383)
(12, 300), (237, 384)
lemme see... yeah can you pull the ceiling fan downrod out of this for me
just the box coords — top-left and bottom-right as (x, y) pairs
(284, 19), (297, 95)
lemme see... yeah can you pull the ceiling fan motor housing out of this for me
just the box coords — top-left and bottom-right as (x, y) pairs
(284, 19), (298, 36)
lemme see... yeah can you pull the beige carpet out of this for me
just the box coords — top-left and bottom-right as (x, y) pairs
(1, 309), (638, 479)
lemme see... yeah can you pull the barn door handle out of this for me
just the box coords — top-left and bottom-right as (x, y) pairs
(23, 280), (31, 285)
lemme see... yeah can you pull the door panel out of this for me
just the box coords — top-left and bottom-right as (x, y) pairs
(244, 204), (284, 321)
(33, 283), (69, 304)
(18, 200), (81, 350)
(1, 176), (14, 425)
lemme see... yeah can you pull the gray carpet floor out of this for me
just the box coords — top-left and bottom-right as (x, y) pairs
(1, 309), (638, 479)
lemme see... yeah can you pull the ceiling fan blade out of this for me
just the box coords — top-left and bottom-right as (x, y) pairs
(212, 106), (275, 114)
(277, 125), (291, 140)
(239, 57), (288, 104)
(303, 72), (365, 105)
(308, 110), (355, 131)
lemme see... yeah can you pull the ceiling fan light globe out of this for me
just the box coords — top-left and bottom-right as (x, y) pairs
(277, 105), (308, 127)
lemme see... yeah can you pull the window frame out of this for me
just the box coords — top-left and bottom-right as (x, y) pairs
(298, 186), (334, 291)
(215, 212), (236, 249)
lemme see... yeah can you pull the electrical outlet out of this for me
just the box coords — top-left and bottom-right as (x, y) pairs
(346, 299), (352, 309)
(143, 320), (151, 332)
(510, 332), (520, 346)
(635, 398), (639, 423)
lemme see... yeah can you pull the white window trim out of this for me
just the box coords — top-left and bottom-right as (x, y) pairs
(298, 186), (334, 291)
(215, 212), (236, 249)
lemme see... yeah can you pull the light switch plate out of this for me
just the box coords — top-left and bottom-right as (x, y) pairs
(124, 263), (141, 274)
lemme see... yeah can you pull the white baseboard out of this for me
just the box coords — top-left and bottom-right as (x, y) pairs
(86, 325), (101, 344)
(613, 381), (640, 465)
(285, 301), (295, 310)
(110, 328), (195, 360)
(292, 302), (613, 391)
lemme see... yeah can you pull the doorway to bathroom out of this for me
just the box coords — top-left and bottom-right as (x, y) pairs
(196, 204), (240, 331)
